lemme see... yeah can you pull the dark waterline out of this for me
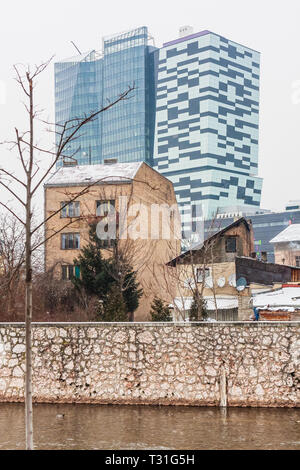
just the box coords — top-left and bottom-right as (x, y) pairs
(0, 403), (300, 450)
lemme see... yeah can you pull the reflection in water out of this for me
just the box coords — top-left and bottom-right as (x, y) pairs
(0, 403), (299, 450)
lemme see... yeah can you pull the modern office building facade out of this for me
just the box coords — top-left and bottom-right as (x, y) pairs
(55, 51), (103, 165)
(55, 26), (262, 225)
(153, 30), (262, 226)
(55, 26), (156, 166)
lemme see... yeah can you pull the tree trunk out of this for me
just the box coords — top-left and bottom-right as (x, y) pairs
(25, 75), (34, 451)
(25, 279), (33, 449)
(25, 192), (33, 449)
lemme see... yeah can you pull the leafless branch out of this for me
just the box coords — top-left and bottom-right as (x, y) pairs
(0, 202), (26, 226)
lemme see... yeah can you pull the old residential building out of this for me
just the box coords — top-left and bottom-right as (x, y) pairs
(167, 218), (300, 321)
(44, 162), (181, 321)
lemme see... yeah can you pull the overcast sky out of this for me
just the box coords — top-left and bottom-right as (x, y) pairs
(0, 0), (299, 212)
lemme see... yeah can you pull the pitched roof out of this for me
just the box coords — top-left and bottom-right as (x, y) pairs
(44, 162), (143, 187)
(167, 217), (251, 266)
(270, 224), (300, 244)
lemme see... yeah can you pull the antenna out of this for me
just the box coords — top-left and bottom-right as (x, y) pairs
(70, 41), (82, 55)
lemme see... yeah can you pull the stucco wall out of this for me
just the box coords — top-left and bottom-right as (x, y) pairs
(0, 322), (299, 407)
(44, 163), (181, 321)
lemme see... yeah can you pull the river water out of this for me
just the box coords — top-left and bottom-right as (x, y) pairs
(0, 403), (299, 450)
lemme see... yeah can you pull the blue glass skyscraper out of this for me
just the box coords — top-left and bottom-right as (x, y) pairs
(101, 28), (156, 164)
(55, 51), (102, 165)
(55, 27), (156, 166)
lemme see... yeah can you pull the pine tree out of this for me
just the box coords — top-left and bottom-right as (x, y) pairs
(72, 223), (142, 320)
(189, 292), (208, 321)
(96, 285), (128, 322)
(150, 297), (172, 322)
(119, 265), (143, 317)
(72, 224), (111, 299)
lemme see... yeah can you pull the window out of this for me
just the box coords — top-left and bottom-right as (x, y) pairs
(61, 201), (80, 218)
(296, 256), (300, 267)
(62, 265), (80, 280)
(96, 200), (115, 217)
(61, 233), (80, 250)
(196, 267), (211, 283)
(225, 236), (237, 253)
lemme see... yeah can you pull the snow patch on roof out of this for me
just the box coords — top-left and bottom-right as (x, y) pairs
(172, 296), (238, 311)
(270, 224), (300, 244)
(253, 286), (300, 309)
(45, 162), (143, 187)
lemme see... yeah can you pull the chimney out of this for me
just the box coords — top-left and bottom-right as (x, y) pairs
(261, 251), (268, 263)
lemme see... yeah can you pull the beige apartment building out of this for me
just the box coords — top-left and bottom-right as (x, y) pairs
(44, 162), (181, 321)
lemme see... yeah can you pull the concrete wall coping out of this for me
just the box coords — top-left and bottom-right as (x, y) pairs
(0, 321), (299, 327)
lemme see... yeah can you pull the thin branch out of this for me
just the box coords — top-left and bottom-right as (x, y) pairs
(0, 167), (27, 188)
(0, 181), (26, 207)
(15, 128), (29, 174)
(13, 65), (30, 97)
(0, 202), (26, 226)
(31, 86), (134, 196)
(30, 175), (113, 236)
(32, 218), (77, 252)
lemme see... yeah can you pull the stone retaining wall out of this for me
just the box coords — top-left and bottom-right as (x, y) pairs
(0, 322), (299, 407)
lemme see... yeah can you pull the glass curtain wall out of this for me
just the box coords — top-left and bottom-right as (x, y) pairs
(55, 51), (102, 166)
(55, 27), (156, 166)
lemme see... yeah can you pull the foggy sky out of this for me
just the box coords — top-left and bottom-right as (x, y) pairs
(1, 0), (299, 212)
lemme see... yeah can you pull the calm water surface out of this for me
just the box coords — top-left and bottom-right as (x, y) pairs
(0, 403), (299, 450)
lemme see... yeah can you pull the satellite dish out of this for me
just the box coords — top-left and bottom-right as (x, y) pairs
(205, 277), (213, 289)
(236, 277), (247, 292)
(217, 277), (226, 288)
(228, 274), (236, 287)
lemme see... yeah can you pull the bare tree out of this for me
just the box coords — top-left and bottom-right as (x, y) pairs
(153, 212), (222, 321)
(0, 214), (26, 318)
(0, 58), (133, 450)
(0, 213), (43, 319)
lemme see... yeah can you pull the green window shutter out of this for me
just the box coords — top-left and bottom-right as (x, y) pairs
(75, 265), (80, 278)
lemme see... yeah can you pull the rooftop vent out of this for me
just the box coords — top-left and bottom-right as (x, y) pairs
(62, 158), (78, 167)
(179, 26), (194, 38)
(104, 158), (118, 165)
(285, 200), (300, 211)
